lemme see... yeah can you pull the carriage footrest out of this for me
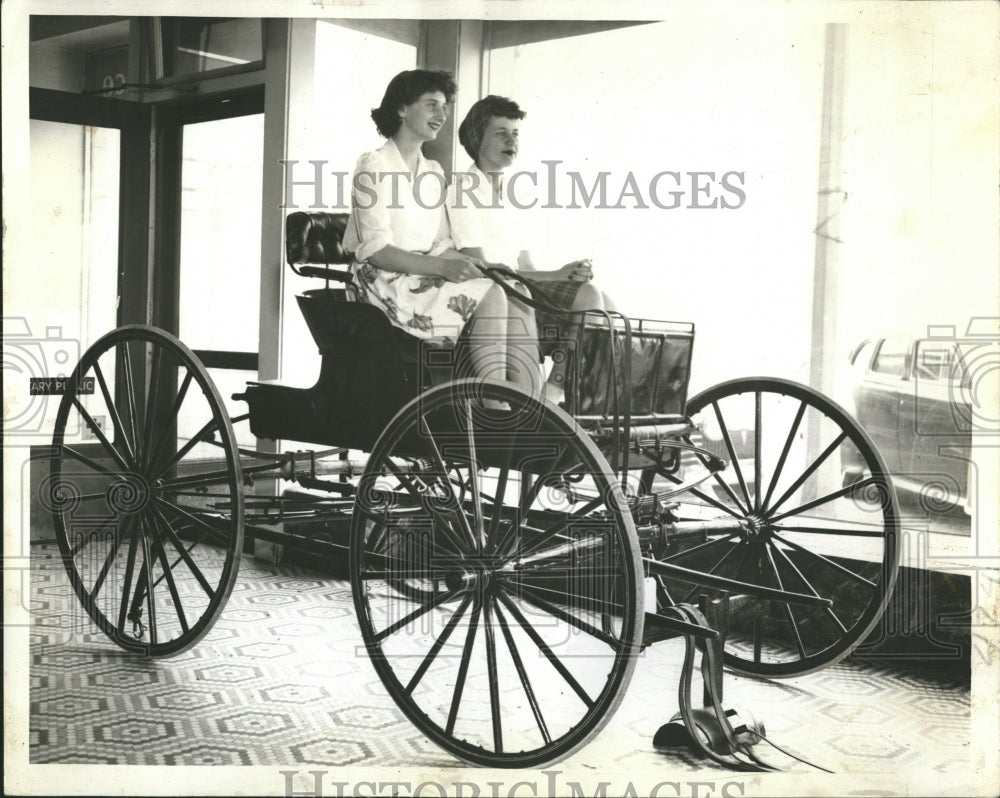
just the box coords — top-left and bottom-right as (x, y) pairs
(642, 610), (719, 648)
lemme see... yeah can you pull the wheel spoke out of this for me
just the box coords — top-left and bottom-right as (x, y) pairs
(762, 545), (806, 659)
(752, 548), (762, 663)
(383, 461), (471, 555)
(372, 588), (459, 643)
(116, 519), (141, 634)
(147, 512), (189, 633)
(141, 342), (162, 471)
(486, 466), (510, 553)
(483, 598), (503, 754)
(761, 399), (806, 511)
(419, 418), (480, 552)
(404, 594), (474, 695)
(493, 599), (551, 745)
(514, 583), (622, 649)
(92, 359), (136, 463)
(147, 369), (193, 476)
(71, 397), (133, 473)
(149, 502), (217, 600)
(138, 517), (159, 645)
(771, 523), (885, 538)
(361, 531), (448, 580)
(657, 532), (739, 563)
(677, 433), (750, 515)
(659, 468), (745, 520)
(91, 517), (131, 600)
(678, 539), (747, 604)
(766, 431), (847, 517)
(463, 400), (486, 553)
(154, 498), (232, 547)
(712, 401), (752, 513)
(500, 576), (625, 615)
(771, 544), (849, 635)
(445, 597), (483, 736)
(151, 417), (223, 481)
(516, 495), (606, 559)
(771, 532), (877, 589)
(495, 589), (594, 709)
(769, 476), (877, 524)
(753, 391), (762, 511)
(119, 340), (142, 461)
(59, 445), (126, 480)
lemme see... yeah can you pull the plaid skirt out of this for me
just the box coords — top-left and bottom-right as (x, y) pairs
(522, 277), (583, 354)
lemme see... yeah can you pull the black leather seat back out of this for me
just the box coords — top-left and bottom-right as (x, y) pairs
(285, 211), (351, 266)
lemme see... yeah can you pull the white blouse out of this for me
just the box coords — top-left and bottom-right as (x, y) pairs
(343, 138), (452, 263)
(446, 163), (534, 268)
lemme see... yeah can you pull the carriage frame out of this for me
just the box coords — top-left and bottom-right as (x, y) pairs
(48, 211), (901, 769)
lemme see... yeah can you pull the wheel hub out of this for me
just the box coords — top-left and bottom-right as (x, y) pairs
(106, 473), (152, 514)
(741, 513), (771, 542)
(444, 564), (491, 594)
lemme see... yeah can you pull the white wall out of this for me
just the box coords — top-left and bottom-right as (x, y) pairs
(833, 10), (1000, 401)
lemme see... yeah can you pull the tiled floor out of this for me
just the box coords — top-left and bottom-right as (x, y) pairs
(27, 541), (972, 783)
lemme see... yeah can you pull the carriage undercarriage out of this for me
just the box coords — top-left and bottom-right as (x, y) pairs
(47, 215), (899, 770)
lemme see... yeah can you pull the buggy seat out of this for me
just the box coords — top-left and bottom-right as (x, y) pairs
(240, 212), (456, 451)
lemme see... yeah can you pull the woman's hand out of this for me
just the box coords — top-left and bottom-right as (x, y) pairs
(438, 255), (485, 282)
(555, 259), (594, 282)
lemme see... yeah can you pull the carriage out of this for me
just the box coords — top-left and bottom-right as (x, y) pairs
(48, 211), (900, 769)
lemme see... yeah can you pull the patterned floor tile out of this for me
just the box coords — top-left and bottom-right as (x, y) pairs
(26, 540), (973, 780)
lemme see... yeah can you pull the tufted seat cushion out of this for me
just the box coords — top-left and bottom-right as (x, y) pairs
(285, 211), (351, 266)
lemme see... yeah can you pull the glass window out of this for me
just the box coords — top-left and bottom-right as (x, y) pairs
(155, 18), (263, 80)
(177, 113), (264, 354)
(279, 21), (418, 387)
(312, 20), (419, 191)
(871, 338), (909, 377)
(486, 21), (824, 383)
(850, 340), (874, 370)
(5, 121), (121, 444)
(914, 340), (956, 382)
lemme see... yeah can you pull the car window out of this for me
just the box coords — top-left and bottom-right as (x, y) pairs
(871, 338), (908, 377)
(850, 339), (874, 369)
(914, 340), (955, 382)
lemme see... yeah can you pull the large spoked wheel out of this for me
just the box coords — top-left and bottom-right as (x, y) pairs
(351, 379), (644, 768)
(49, 325), (244, 657)
(654, 377), (899, 677)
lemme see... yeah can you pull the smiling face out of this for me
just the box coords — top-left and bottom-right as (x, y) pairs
(398, 91), (449, 141)
(477, 116), (520, 172)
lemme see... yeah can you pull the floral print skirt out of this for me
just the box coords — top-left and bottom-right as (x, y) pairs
(352, 262), (500, 342)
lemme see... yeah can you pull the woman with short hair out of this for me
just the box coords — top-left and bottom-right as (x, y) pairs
(343, 72), (539, 396)
(447, 94), (615, 401)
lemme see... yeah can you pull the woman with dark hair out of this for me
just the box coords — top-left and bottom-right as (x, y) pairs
(343, 71), (539, 397)
(447, 94), (616, 401)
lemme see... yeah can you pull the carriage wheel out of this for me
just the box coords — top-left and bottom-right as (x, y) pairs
(655, 377), (899, 677)
(49, 325), (244, 657)
(351, 379), (644, 768)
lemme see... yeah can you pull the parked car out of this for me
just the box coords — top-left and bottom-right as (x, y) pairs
(844, 334), (976, 514)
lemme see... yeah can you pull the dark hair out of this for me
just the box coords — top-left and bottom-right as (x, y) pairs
(458, 95), (526, 161)
(370, 70), (458, 138)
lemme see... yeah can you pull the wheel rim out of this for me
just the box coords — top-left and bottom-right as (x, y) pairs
(49, 325), (244, 657)
(351, 379), (644, 767)
(654, 377), (899, 677)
